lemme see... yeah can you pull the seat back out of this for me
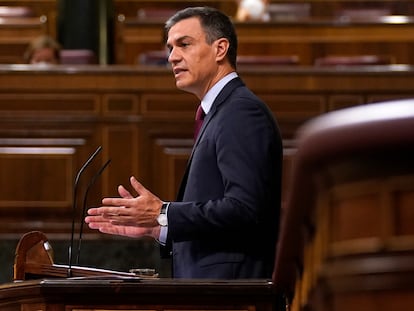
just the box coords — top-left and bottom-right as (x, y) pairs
(60, 49), (96, 65)
(267, 3), (311, 21)
(273, 99), (414, 310)
(138, 50), (168, 66)
(237, 55), (300, 66)
(314, 55), (394, 66)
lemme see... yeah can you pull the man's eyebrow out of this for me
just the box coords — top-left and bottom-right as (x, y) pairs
(167, 35), (193, 46)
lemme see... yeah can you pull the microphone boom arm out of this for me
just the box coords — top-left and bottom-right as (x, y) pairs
(68, 146), (102, 278)
(76, 158), (111, 265)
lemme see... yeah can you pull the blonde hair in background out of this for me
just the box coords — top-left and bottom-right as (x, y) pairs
(24, 35), (61, 64)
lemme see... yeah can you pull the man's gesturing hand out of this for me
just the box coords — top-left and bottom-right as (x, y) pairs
(87, 176), (163, 228)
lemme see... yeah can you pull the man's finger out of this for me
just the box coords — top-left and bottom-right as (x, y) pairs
(85, 215), (109, 223)
(102, 197), (132, 206)
(118, 185), (133, 199)
(130, 176), (148, 196)
(87, 207), (101, 216)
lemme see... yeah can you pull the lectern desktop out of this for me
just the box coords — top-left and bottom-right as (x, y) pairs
(1, 230), (282, 311)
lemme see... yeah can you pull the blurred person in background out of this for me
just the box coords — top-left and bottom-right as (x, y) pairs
(24, 35), (61, 64)
(236, 0), (269, 21)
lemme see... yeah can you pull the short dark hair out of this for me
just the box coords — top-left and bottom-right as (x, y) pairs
(165, 7), (238, 69)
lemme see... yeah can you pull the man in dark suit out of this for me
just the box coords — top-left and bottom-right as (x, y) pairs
(86, 6), (282, 279)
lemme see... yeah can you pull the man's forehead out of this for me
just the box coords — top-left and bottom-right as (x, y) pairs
(167, 17), (203, 41)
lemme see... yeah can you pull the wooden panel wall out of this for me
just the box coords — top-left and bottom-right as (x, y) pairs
(0, 0), (57, 63)
(0, 0), (57, 32)
(1, 65), (414, 239)
(2, 0), (414, 66)
(0, 17), (48, 64)
(115, 18), (414, 65)
(114, 0), (238, 18)
(113, 0), (414, 19)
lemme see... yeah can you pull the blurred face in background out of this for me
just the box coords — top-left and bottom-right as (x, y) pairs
(29, 47), (59, 64)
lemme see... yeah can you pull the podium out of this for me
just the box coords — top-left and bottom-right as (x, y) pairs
(13, 231), (136, 280)
(0, 278), (281, 311)
(1, 231), (283, 311)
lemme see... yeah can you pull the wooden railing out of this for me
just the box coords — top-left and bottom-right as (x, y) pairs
(0, 64), (414, 238)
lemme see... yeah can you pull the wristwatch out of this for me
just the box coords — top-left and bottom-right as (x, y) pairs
(157, 202), (169, 226)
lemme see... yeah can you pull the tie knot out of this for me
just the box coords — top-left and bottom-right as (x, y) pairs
(195, 105), (205, 121)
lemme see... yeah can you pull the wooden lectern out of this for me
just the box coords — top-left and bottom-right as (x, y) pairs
(1, 230), (283, 311)
(13, 231), (136, 280)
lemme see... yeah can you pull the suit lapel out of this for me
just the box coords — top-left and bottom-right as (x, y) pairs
(176, 77), (245, 201)
(194, 77), (244, 148)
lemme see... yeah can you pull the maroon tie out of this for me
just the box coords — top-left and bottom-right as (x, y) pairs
(194, 105), (205, 140)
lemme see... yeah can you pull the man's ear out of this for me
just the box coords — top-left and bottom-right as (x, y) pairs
(215, 38), (230, 62)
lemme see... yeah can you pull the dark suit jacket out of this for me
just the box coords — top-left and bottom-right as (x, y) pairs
(163, 77), (282, 279)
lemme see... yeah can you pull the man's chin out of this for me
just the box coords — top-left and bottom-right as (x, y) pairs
(175, 81), (190, 92)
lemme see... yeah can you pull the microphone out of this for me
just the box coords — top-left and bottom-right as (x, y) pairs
(75, 158), (111, 265)
(68, 146), (102, 277)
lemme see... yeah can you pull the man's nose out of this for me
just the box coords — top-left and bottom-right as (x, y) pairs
(168, 48), (179, 63)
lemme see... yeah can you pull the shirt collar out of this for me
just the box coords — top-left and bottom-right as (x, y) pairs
(200, 72), (238, 115)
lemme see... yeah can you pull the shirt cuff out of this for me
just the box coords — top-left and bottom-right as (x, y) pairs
(158, 225), (168, 245)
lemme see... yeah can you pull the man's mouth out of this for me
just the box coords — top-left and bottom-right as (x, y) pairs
(173, 67), (186, 76)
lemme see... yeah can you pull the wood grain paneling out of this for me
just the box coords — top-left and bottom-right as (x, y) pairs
(0, 278), (279, 311)
(115, 17), (414, 65)
(151, 138), (193, 201)
(0, 65), (413, 238)
(141, 93), (197, 118)
(0, 17), (48, 64)
(102, 124), (139, 197)
(0, 147), (73, 207)
(0, 0), (57, 35)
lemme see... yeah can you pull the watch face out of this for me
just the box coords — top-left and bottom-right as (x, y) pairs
(157, 214), (168, 226)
